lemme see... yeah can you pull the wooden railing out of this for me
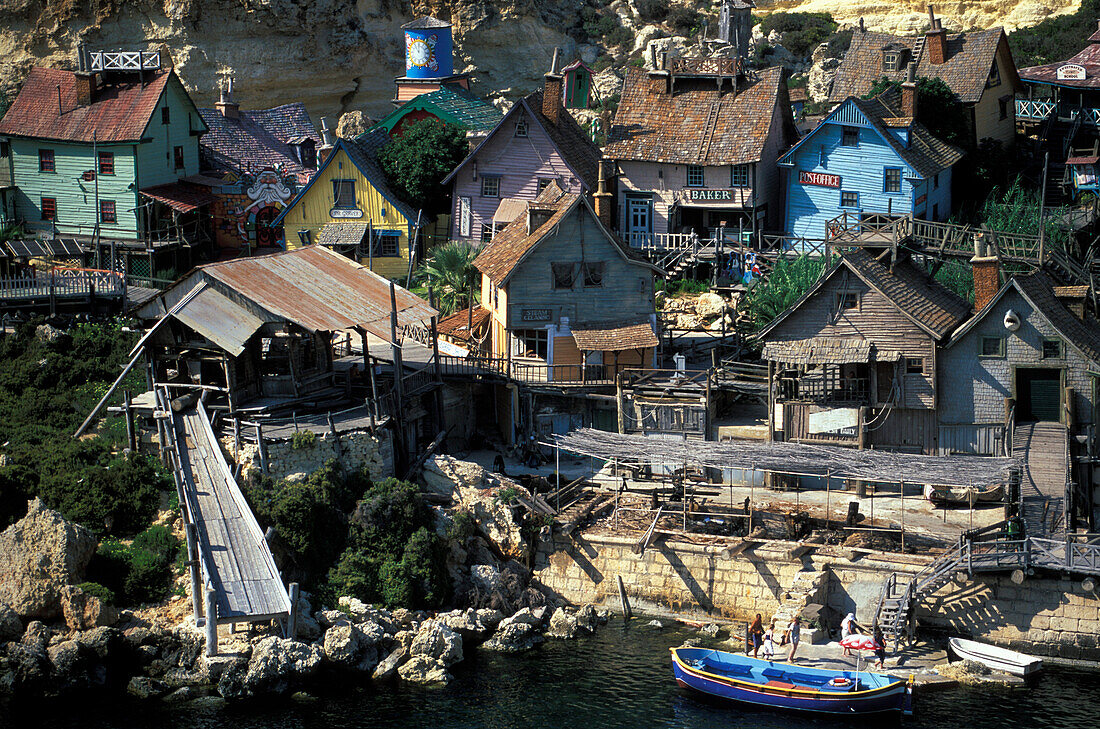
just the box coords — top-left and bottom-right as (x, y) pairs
(671, 57), (739, 76)
(1015, 98), (1100, 126)
(436, 354), (614, 385)
(0, 266), (125, 300)
(624, 231), (699, 251)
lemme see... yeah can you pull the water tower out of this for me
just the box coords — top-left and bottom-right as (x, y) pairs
(394, 16), (472, 105)
(718, 0), (755, 64)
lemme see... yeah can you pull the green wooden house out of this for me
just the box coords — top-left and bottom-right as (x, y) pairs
(372, 84), (502, 140)
(0, 49), (209, 244)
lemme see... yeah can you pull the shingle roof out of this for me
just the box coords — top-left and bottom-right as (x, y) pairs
(197, 103), (319, 178)
(474, 183), (574, 286)
(850, 89), (965, 178)
(316, 221), (372, 247)
(1019, 36), (1100, 89)
(0, 67), (172, 143)
(375, 85), (503, 135)
(525, 89), (601, 190)
(762, 338), (873, 364)
(604, 66), (789, 165)
(437, 306), (491, 343)
(572, 318), (658, 351)
(829, 28), (1014, 105)
(1014, 272), (1100, 363)
(757, 249), (970, 340)
(344, 129), (420, 224)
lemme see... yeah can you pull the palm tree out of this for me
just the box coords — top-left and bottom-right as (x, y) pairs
(415, 240), (482, 316)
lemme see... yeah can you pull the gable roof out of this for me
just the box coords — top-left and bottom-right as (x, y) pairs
(373, 85), (503, 135)
(829, 28), (1017, 105)
(604, 66), (790, 166)
(948, 271), (1100, 364)
(197, 102), (319, 178)
(442, 89), (601, 190)
(272, 128), (418, 227)
(782, 89), (964, 178)
(0, 67), (179, 143)
(1019, 33), (1100, 89)
(473, 182), (659, 286)
(756, 248), (971, 340)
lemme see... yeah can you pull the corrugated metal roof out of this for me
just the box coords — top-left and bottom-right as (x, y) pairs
(196, 245), (436, 340)
(172, 286), (264, 357)
(762, 338), (872, 364)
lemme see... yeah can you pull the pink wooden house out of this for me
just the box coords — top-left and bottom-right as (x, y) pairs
(442, 55), (600, 243)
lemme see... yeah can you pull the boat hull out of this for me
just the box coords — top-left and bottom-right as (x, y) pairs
(671, 648), (910, 715)
(948, 638), (1042, 677)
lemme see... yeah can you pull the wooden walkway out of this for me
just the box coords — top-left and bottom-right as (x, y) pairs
(174, 404), (291, 622)
(1013, 421), (1069, 538)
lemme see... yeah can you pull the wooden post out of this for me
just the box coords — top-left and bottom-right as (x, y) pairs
(389, 282), (407, 471)
(123, 389), (136, 452)
(825, 469), (831, 531)
(233, 417), (241, 459)
(616, 372), (626, 434)
(287, 582), (300, 640)
(900, 480), (905, 552)
(766, 361), (775, 442)
(204, 587), (218, 657)
(255, 423), (268, 475)
(429, 289), (446, 445)
(186, 523), (202, 621)
(555, 444), (561, 513)
(857, 406), (866, 449)
(617, 574), (632, 620)
(328, 412), (342, 463)
(360, 328), (380, 419)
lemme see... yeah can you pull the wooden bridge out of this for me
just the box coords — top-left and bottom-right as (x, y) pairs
(160, 392), (294, 655)
(0, 267), (128, 313)
(1013, 422), (1070, 538)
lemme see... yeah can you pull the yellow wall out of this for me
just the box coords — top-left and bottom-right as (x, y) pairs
(283, 147), (412, 279)
(482, 273), (510, 358)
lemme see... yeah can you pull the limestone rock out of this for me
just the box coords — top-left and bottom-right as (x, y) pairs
(322, 624), (365, 666)
(59, 585), (118, 631)
(633, 25), (664, 53)
(128, 676), (170, 699)
(34, 324), (65, 344)
(476, 608), (505, 632)
(471, 564), (502, 594)
(422, 457), (529, 561)
(1, 642), (50, 693)
(699, 623), (722, 638)
(372, 646), (407, 681)
(72, 626), (120, 659)
(397, 654), (451, 685)
(481, 620), (541, 653)
(20, 621), (50, 651)
(292, 592), (321, 641)
(0, 602), (22, 642)
(409, 621), (463, 667)
(439, 608), (492, 641)
(808, 43), (841, 103)
(241, 636), (324, 695)
(646, 619), (664, 629)
(317, 609), (349, 629)
(0, 499), (97, 619)
(46, 640), (83, 676)
(547, 607), (580, 639)
(335, 111), (368, 139)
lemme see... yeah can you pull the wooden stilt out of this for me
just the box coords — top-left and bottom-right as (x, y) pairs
(205, 588), (218, 657)
(287, 582), (300, 640)
(186, 523), (202, 621)
(617, 575), (632, 620)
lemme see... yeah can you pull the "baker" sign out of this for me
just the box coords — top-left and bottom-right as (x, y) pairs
(799, 171), (841, 188)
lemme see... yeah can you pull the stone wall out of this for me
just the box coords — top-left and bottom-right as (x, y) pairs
(223, 428), (394, 483)
(535, 532), (1100, 661)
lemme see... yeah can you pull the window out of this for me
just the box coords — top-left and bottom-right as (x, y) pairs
(481, 175), (500, 198)
(840, 190), (859, 208)
(980, 336), (1005, 357)
(480, 225), (494, 244)
(516, 329), (548, 360)
(837, 292), (859, 311)
(1042, 338), (1063, 359)
(332, 179), (357, 208)
(97, 151), (114, 175)
(40, 197), (56, 221)
(161, 106), (171, 125)
(884, 168), (901, 193)
(883, 52), (899, 72)
(173, 145), (184, 170)
(582, 261), (605, 287)
(686, 165), (705, 187)
(731, 164), (750, 187)
(999, 97), (1010, 121)
(370, 231), (400, 257)
(38, 149), (55, 173)
(841, 126), (859, 146)
(933, 173), (939, 190)
(905, 357), (925, 375)
(537, 177), (556, 193)
(986, 61), (1001, 89)
(516, 119), (529, 137)
(297, 230), (312, 246)
(99, 200), (116, 223)
(552, 262), (577, 289)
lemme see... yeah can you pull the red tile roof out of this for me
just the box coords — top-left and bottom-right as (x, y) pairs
(437, 306), (491, 343)
(140, 182), (217, 213)
(0, 67), (172, 143)
(1019, 37), (1100, 89)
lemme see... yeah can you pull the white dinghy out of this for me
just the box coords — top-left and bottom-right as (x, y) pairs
(948, 637), (1043, 677)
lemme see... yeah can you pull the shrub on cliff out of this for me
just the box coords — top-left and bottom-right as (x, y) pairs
(377, 119), (468, 215)
(759, 12), (837, 59)
(86, 525), (181, 606)
(864, 76), (968, 150)
(1010, 0), (1100, 67)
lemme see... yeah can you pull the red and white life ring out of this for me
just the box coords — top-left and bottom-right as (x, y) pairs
(828, 677), (853, 688)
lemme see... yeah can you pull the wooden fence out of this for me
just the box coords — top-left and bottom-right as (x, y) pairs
(0, 267), (125, 301)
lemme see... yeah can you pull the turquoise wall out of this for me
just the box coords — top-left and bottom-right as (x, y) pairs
(135, 76), (202, 189)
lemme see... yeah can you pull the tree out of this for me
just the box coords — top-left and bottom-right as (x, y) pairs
(376, 119), (468, 214)
(742, 255), (830, 331)
(864, 76), (969, 150)
(415, 240), (481, 316)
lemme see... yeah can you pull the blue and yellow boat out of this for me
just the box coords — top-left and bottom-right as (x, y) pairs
(670, 647), (913, 716)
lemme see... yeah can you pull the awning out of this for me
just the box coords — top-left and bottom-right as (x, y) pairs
(493, 197), (528, 225)
(316, 222), (371, 247)
(763, 338), (872, 365)
(140, 182), (217, 213)
(572, 319), (659, 351)
(1068, 156), (1100, 165)
(5, 237), (87, 258)
(135, 282), (263, 358)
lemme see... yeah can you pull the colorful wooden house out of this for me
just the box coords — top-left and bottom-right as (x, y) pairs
(272, 129), (420, 280)
(1016, 21), (1100, 145)
(197, 82), (320, 254)
(472, 183), (661, 382)
(757, 248), (970, 454)
(0, 48), (209, 244)
(603, 60), (797, 245)
(374, 85), (503, 140)
(442, 54), (601, 243)
(829, 7), (1020, 149)
(561, 60), (595, 110)
(779, 80), (964, 240)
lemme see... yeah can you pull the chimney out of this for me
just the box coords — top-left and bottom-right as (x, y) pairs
(594, 159), (613, 230)
(1054, 285), (1088, 320)
(970, 232), (1001, 313)
(901, 62), (918, 118)
(74, 72), (96, 107)
(215, 77), (239, 120)
(542, 47), (563, 126)
(859, 17), (865, 33)
(925, 5), (948, 65)
(317, 117), (335, 163)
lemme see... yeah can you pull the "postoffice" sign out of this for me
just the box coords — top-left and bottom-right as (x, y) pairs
(799, 171), (841, 188)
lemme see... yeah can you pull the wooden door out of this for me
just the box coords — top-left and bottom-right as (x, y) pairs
(1017, 367), (1061, 422)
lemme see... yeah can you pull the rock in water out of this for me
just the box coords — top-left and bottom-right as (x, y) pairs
(397, 655), (451, 685)
(240, 637), (324, 695)
(409, 621), (463, 666)
(547, 607), (579, 639)
(372, 647), (407, 681)
(699, 623), (722, 638)
(127, 676), (169, 699)
(322, 624), (365, 666)
(0, 499), (97, 619)
(646, 620), (664, 629)
(59, 585), (118, 631)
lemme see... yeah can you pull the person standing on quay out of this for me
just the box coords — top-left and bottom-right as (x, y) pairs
(787, 616), (801, 662)
(748, 614), (764, 658)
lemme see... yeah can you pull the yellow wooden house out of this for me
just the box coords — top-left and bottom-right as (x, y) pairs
(273, 129), (421, 280)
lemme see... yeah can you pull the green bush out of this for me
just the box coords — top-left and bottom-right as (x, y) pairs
(759, 12), (837, 58)
(86, 525), (180, 607)
(864, 76), (969, 150)
(291, 430), (317, 450)
(76, 581), (116, 606)
(376, 119), (468, 214)
(446, 510), (477, 542)
(667, 6), (701, 36)
(1009, 0), (1100, 68)
(742, 255), (830, 330)
(636, 0), (670, 22)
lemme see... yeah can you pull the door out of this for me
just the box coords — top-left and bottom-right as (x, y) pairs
(626, 198), (652, 246)
(255, 206), (278, 248)
(1017, 368), (1061, 422)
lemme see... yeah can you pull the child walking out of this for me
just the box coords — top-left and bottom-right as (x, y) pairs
(761, 621), (776, 660)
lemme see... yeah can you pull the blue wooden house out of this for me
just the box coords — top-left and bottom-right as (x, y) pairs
(778, 83), (963, 240)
